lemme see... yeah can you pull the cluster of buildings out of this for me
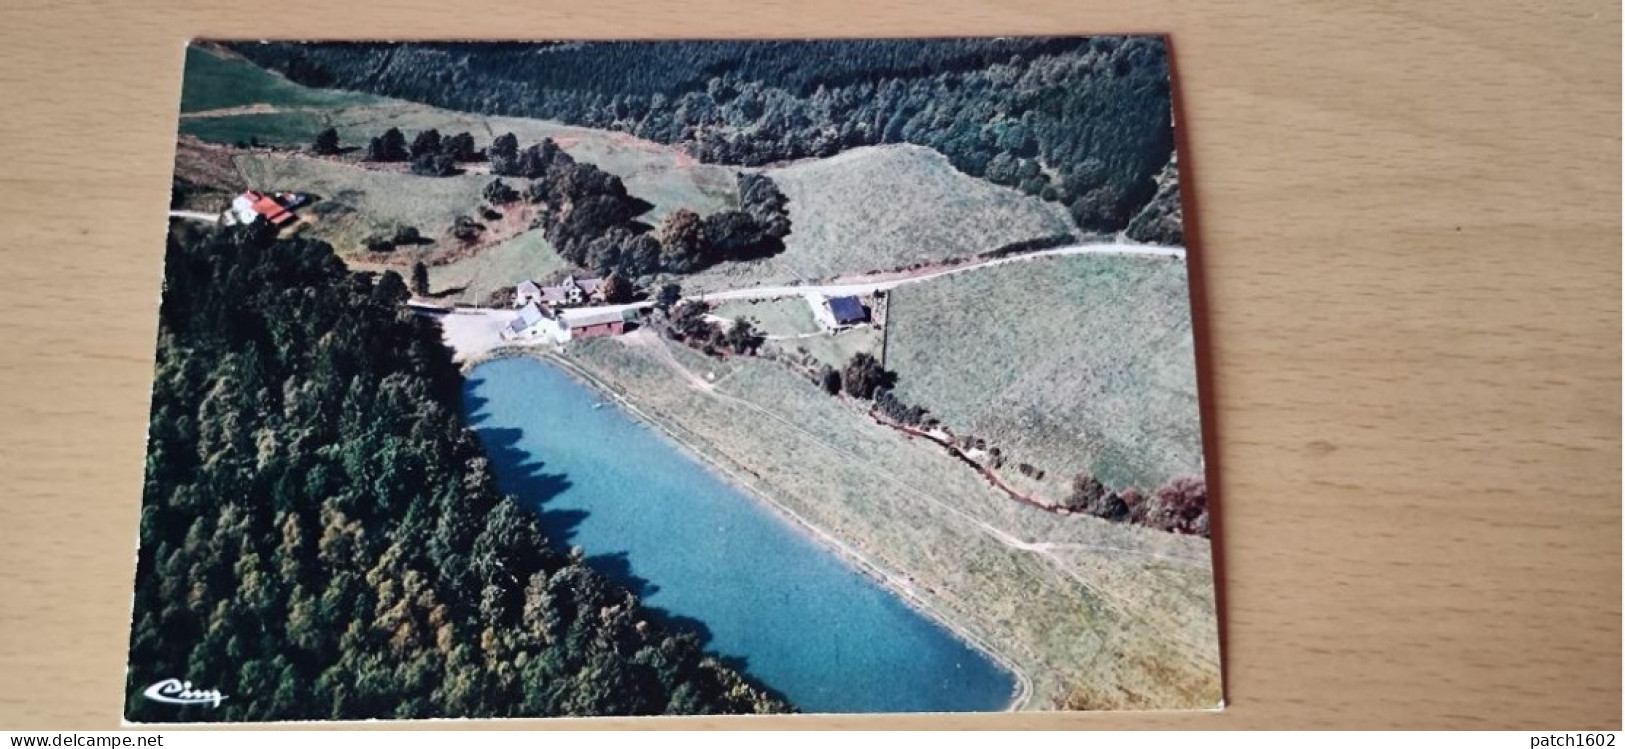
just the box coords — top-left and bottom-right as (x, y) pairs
(226, 190), (305, 227)
(503, 275), (629, 345)
(497, 277), (873, 348)
(515, 277), (602, 308)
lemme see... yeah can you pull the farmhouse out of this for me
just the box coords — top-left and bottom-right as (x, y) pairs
(562, 307), (629, 340)
(229, 191), (296, 227)
(503, 302), (629, 344)
(516, 275), (604, 308)
(502, 302), (566, 343)
(515, 280), (544, 307)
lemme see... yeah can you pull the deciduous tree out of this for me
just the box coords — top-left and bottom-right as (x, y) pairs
(410, 129), (443, 159)
(366, 127), (409, 162)
(313, 127), (341, 156)
(411, 262), (430, 297)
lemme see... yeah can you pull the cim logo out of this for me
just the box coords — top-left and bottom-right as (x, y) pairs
(142, 678), (228, 708)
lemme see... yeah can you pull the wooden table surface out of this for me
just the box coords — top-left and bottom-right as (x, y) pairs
(0, 0), (1617, 730)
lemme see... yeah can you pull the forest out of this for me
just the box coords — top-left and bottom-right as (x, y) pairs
(230, 37), (1181, 236)
(126, 221), (788, 721)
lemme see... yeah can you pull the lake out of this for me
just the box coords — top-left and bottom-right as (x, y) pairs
(464, 355), (1018, 714)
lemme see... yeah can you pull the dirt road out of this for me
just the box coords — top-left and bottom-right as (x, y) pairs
(167, 210), (220, 223)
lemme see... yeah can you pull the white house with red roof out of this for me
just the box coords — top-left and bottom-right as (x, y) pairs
(228, 191), (296, 227)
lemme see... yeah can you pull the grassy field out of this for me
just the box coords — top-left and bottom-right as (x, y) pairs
(180, 111), (328, 147)
(885, 253), (1204, 497)
(424, 228), (573, 305)
(789, 327), (883, 372)
(678, 145), (1078, 293)
(712, 298), (884, 371)
(176, 44), (738, 295)
(712, 298), (821, 336)
(177, 45), (380, 113)
(562, 333), (1219, 709)
(235, 152), (501, 255)
(178, 46), (737, 222)
(172, 138), (249, 212)
(177, 48), (1085, 301)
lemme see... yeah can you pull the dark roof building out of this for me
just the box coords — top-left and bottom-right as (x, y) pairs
(827, 295), (869, 326)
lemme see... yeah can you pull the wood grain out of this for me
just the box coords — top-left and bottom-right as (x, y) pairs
(0, 0), (1617, 730)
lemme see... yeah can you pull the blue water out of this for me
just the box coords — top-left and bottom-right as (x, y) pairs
(464, 356), (1017, 714)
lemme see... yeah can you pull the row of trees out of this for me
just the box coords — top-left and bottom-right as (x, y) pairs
(127, 221), (789, 722)
(482, 134), (791, 279)
(361, 224), (427, 253)
(823, 353), (894, 400)
(238, 38), (1179, 234)
(1064, 473), (1209, 537)
(317, 126), (480, 177)
(819, 350), (1209, 537)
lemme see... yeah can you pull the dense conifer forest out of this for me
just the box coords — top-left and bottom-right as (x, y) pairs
(126, 222), (788, 721)
(231, 37), (1180, 236)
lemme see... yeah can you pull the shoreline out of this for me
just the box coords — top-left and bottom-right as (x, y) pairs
(463, 347), (1036, 712)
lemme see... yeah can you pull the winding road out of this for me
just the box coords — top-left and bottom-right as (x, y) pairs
(693, 243), (1184, 303)
(431, 243), (1184, 362)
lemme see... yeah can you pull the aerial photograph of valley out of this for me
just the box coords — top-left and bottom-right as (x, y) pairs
(126, 37), (1219, 722)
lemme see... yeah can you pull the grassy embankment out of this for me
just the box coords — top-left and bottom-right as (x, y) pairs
(561, 332), (1220, 710)
(886, 253), (1204, 498)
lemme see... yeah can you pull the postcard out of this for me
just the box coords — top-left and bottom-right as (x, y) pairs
(129, 37), (1218, 722)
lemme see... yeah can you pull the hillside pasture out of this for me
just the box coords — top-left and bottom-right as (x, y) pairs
(424, 229), (574, 305)
(172, 137), (248, 194)
(312, 105), (739, 220)
(180, 111), (328, 147)
(179, 45), (379, 113)
(180, 48), (737, 222)
(181, 101), (736, 222)
(234, 152), (503, 255)
(793, 327), (883, 372)
(885, 253), (1203, 496)
(678, 145), (1078, 293)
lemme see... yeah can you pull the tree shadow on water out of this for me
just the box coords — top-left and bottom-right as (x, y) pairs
(582, 550), (767, 691)
(459, 379), (780, 702)
(586, 548), (765, 691)
(462, 418), (588, 547)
